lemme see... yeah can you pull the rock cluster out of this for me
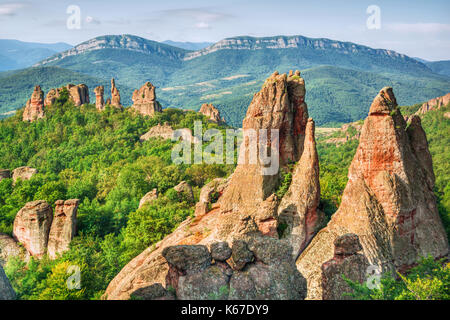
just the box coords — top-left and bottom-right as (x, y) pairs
(110, 78), (122, 109)
(199, 103), (223, 123)
(47, 200), (79, 259)
(131, 82), (162, 117)
(23, 85), (45, 122)
(94, 86), (105, 111)
(321, 234), (369, 300)
(0, 265), (15, 300)
(415, 92), (450, 115)
(12, 166), (37, 184)
(44, 84), (89, 107)
(130, 238), (306, 300)
(12, 200), (79, 259)
(296, 87), (449, 299)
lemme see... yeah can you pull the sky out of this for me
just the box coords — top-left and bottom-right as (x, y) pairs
(0, 0), (449, 61)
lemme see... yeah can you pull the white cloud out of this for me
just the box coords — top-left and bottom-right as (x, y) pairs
(195, 22), (210, 29)
(0, 2), (25, 16)
(386, 23), (450, 34)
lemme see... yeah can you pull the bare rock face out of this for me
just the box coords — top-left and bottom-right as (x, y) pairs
(140, 123), (198, 144)
(131, 82), (162, 117)
(278, 118), (323, 258)
(110, 78), (122, 109)
(139, 189), (158, 209)
(296, 87), (449, 299)
(23, 85), (45, 122)
(94, 86), (105, 111)
(0, 265), (15, 300)
(12, 166), (37, 184)
(138, 239), (306, 300)
(67, 84), (89, 106)
(173, 181), (194, 202)
(415, 92), (450, 115)
(13, 201), (53, 258)
(321, 234), (369, 300)
(44, 88), (59, 107)
(199, 104), (222, 123)
(0, 233), (29, 266)
(103, 71), (319, 300)
(47, 200), (79, 259)
(0, 169), (10, 182)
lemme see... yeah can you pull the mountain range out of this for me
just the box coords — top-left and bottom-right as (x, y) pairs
(1, 34), (449, 126)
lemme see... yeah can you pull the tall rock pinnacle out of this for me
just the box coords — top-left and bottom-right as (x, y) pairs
(94, 86), (105, 111)
(130, 82), (162, 117)
(23, 85), (45, 122)
(296, 87), (449, 299)
(110, 78), (122, 109)
(199, 103), (222, 123)
(104, 70), (321, 300)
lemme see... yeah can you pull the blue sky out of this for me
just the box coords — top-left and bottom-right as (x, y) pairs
(1, 0), (449, 60)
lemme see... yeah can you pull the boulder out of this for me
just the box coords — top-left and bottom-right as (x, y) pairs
(230, 240), (254, 270)
(194, 178), (228, 216)
(321, 234), (369, 300)
(23, 85), (45, 122)
(94, 86), (105, 111)
(130, 283), (175, 300)
(210, 242), (232, 262)
(0, 265), (15, 300)
(12, 166), (37, 184)
(296, 87), (449, 299)
(199, 103), (222, 123)
(47, 199), (79, 259)
(139, 189), (158, 209)
(0, 233), (29, 266)
(131, 82), (162, 117)
(13, 201), (53, 257)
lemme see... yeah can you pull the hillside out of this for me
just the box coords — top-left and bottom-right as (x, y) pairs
(0, 40), (72, 71)
(425, 60), (450, 77)
(1, 34), (450, 127)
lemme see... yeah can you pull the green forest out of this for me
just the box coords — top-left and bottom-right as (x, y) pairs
(0, 91), (448, 299)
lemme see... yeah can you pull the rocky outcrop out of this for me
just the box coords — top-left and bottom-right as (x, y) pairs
(12, 166), (37, 184)
(47, 200), (79, 259)
(44, 84), (89, 107)
(13, 201), (53, 258)
(103, 70), (320, 300)
(296, 87), (449, 299)
(321, 234), (369, 300)
(0, 170), (10, 182)
(415, 93), (450, 115)
(139, 189), (158, 209)
(199, 103), (222, 123)
(134, 239), (306, 300)
(0, 233), (29, 266)
(0, 265), (15, 300)
(173, 181), (194, 202)
(139, 123), (198, 143)
(110, 78), (122, 109)
(131, 82), (162, 117)
(277, 118), (323, 258)
(94, 86), (105, 111)
(23, 85), (45, 122)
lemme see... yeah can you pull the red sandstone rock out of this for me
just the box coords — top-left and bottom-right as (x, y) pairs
(110, 78), (122, 109)
(23, 85), (45, 122)
(67, 84), (89, 106)
(47, 199), (79, 259)
(94, 86), (105, 111)
(415, 93), (450, 115)
(13, 201), (53, 258)
(131, 82), (162, 117)
(199, 104), (222, 123)
(12, 166), (37, 184)
(296, 87), (449, 299)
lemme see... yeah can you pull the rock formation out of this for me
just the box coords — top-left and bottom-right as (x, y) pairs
(415, 92), (450, 115)
(296, 87), (449, 299)
(104, 70), (321, 300)
(0, 233), (29, 266)
(12, 166), (37, 184)
(131, 82), (162, 117)
(0, 265), (15, 300)
(47, 200), (79, 259)
(139, 189), (158, 209)
(44, 84), (89, 107)
(199, 103), (222, 123)
(13, 201), (53, 258)
(94, 86), (105, 111)
(0, 169), (10, 182)
(173, 181), (194, 202)
(110, 78), (122, 109)
(139, 123), (198, 143)
(321, 234), (369, 300)
(23, 85), (45, 122)
(130, 238), (306, 300)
